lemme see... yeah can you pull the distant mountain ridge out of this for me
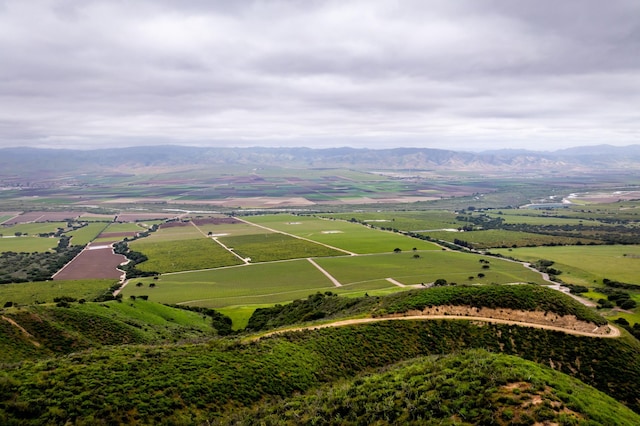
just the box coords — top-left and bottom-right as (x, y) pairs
(1, 144), (640, 180)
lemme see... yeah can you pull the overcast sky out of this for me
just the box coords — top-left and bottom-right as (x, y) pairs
(1, 0), (639, 151)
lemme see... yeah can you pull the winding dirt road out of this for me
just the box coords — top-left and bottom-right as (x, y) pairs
(256, 315), (620, 341)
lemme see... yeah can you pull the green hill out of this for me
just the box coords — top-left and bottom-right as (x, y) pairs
(0, 300), (227, 364)
(227, 349), (640, 425)
(1, 319), (638, 424)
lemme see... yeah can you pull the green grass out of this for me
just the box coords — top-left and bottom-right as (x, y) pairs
(216, 305), (270, 330)
(424, 229), (593, 248)
(324, 210), (464, 231)
(315, 251), (546, 286)
(245, 215), (441, 254)
(218, 233), (344, 262)
(67, 222), (110, 245)
(0, 279), (116, 305)
(493, 245), (640, 285)
(121, 260), (337, 307)
(0, 221), (68, 236)
(0, 236), (58, 252)
(131, 238), (244, 273)
(487, 212), (606, 226)
(192, 222), (271, 237)
(104, 222), (149, 232)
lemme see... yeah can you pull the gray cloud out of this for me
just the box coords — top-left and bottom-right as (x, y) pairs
(0, 0), (639, 151)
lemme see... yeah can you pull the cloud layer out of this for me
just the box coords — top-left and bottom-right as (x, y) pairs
(1, 0), (639, 150)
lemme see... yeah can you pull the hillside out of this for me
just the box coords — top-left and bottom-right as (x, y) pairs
(227, 349), (640, 425)
(2, 144), (640, 183)
(0, 300), (228, 364)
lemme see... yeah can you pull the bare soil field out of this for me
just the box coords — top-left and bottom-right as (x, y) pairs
(159, 221), (192, 228)
(53, 244), (128, 280)
(0, 212), (21, 224)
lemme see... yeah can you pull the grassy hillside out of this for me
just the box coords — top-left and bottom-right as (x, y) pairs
(228, 349), (640, 425)
(1, 319), (638, 424)
(246, 285), (607, 331)
(0, 300), (226, 364)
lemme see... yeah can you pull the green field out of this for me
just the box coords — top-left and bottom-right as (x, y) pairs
(324, 210), (464, 231)
(131, 238), (244, 273)
(1, 221), (67, 236)
(121, 260), (338, 306)
(424, 229), (594, 248)
(135, 224), (203, 241)
(493, 245), (640, 285)
(67, 222), (110, 245)
(0, 279), (116, 305)
(192, 221), (272, 237)
(245, 215), (441, 254)
(0, 236), (58, 252)
(218, 233), (344, 262)
(315, 251), (547, 287)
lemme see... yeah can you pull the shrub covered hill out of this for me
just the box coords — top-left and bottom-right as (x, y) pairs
(0, 284), (638, 424)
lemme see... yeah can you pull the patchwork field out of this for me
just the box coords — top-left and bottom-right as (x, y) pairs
(53, 245), (128, 280)
(218, 233), (344, 262)
(67, 222), (110, 245)
(1, 221), (67, 236)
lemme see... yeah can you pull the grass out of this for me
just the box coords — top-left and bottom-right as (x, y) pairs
(192, 222), (272, 237)
(218, 233), (344, 262)
(0, 279), (116, 305)
(131, 238), (244, 273)
(245, 215), (441, 254)
(324, 210), (464, 231)
(67, 222), (110, 245)
(134, 223), (204, 242)
(493, 245), (640, 285)
(315, 251), (547, 286)
(424, 229), (593, 248)
(0, 221), (68, 236)
(121, 260), (337, 306)
(0, 236), (58, 252)
(104, 222), (149, 232)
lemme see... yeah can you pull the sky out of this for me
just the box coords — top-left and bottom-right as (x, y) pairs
(1, 0), (639, 152)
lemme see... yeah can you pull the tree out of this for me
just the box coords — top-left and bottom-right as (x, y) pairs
(433, 278), (448, 286)
(393, 248), (402, 254)
(413, 254), (420, 259)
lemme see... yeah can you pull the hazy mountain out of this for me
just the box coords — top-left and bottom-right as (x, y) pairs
(2, 144), (640, 182)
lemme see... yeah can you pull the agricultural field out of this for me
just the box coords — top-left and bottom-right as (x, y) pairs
(120, 249), (547, 317)
(218, 233), (344, 262)
(244, 215), (441, 254)
(0, 236), (59, 252)
(425, 229), (594, 249)
(324, 210), (464, 232)
(493, 245), (640, 286)
(0, 279), (116, 305)
(131, 238), (243, 273)
(1, 221), (67, 236)
(67, 222), (110, 245)
(314, 251), (546, 287)
(121, 260), (339, 307)
(54, 244), (128, 280)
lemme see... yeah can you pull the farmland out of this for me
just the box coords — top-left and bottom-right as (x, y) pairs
(1, 147), (640, 423)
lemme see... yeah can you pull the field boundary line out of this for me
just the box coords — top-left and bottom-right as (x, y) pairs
(307, 258), (342, 287)
(190, 221), (249, 264)
(385, 277), (406, 287)
(235, 217), (357, 256)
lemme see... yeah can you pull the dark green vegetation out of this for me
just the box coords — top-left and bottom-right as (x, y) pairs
(0, 301), (228, 364)
(246, 285), (607, 332)
(1, 320), (639, 424)
(218, 233), (344, 262)
(0, 239), (81, 283)
(228, 350), (640, 425)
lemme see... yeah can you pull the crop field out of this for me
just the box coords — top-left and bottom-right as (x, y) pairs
(0, 236), (58, 252)
(1, 221), (67, 235)
(122, 260), (338, 306)
(324, 211), (464, 231)
(1, 211), (81, 225)
(102, 222), (148, 233)
(132, 238), (243, 273)
(486, 212), (607, 226)
(191, 220), (270, 237)
(218, 233), (344, 262)
(423, 229), (595, 248)
(139, 223), (204, 241)
(0, 279), (116, 305)
(314, 251), (547, 286)
(493, 245), (640, 285)
(67, 222), (110, 245)
(244, 215), (441, 253)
